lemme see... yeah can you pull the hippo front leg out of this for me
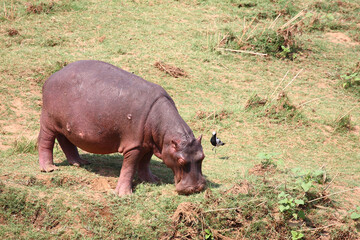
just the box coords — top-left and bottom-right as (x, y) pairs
(115, 148), (143, 196)
(137, 152), (159, 183)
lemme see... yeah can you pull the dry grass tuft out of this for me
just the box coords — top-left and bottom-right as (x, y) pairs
(7, 28), (19, 36)
(154, 61), (188, 78)
(195, 110), (232, 121)
(25, 2), (54, 14)
(245, 94), (267, 109)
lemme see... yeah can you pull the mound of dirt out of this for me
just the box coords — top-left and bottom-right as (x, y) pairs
(154, 61), (188, 78)
(172, 202), (202, 226)
(91, 177), (112, 192)
(169, 202), (235, 240)
(326, 32), (359, 46)
(224, 181), (252, 195)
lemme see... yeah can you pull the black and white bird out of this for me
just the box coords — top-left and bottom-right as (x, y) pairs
(210, 131), (225, 151)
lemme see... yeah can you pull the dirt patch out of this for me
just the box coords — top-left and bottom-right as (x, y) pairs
(172, 202), (202, 226)
(0, 142), (10, 151)
(351, 125), (360, 135)
(154, 61), (188, 78)
(224, 181), (251, 195)
(91, 177), (112, 192)
(88, 205), (112, 221)
(248, 164), (276, 176)
(34, 174), (52, 186)
(169, 202), (236, 240)
(326, 32), (359, 46)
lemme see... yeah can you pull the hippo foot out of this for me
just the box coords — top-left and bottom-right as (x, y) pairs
(115, 185), (133, 196)
(138, 171), (159, 183)
(68, 158), (90, 167)
(40, 164), (59, 172)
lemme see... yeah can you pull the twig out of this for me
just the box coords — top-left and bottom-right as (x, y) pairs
(239, 16), (257, 43)
(323, 172), (339, 191)
(336, 103), (360, 122)
(217, 48), (267, 56)
(255, 200), (267, 207)
(269, 70), (290, 100)
(308, 187), (360, 203)
(218, 62), (229, 70)
(297, 95), (330, 108)
(280, 9), (306, 30)
(314, 205), (330, 210)
(299, 223), (340, 232)
(204, 207), (242, 213)
(245, 22), (259, 41)
(283, 68), (303, 91)
(268, 13), (281, 29)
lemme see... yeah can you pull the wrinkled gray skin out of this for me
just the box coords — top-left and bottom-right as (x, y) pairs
(38, 60), (206, 196)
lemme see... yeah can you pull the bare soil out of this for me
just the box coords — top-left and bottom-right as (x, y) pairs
(326, 32), (359, 46)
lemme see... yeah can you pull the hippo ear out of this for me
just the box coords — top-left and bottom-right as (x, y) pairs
(178, 158), (186, 166)
(197, 135), (203, 143)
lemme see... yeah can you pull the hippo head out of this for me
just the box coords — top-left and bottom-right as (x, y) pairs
(161, 135), (206, 195)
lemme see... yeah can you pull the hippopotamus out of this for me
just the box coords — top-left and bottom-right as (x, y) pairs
(37, 60), (206, 196)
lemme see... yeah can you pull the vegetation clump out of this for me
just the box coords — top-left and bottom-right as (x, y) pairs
(334, 114), (353, 132)
(264, 91), (303, 123)
(7, 28), (19, 36)
(218, 22), (302, 60)
(250, 27), (302, 60)
(154, 61), (188, 78)
(245, 91), (305, 124)
(340, 62), (360, 95)
(12, 137), (37, 154)
(195, 109), (232, 121)
(245, 93), (267, 110)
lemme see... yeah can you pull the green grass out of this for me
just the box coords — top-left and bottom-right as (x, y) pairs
(1, 0), (360, 239)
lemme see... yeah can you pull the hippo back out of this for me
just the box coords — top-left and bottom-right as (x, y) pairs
(42, 60), (173, 154)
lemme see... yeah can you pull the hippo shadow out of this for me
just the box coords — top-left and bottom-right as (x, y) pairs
(57, 153), (219, 189)
(56, 153), (174, 184)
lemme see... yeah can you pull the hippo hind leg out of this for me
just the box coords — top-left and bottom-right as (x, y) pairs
(38, 127), (58, 172)
(137, 152), (159, 183)
(56, 134), (90, 167)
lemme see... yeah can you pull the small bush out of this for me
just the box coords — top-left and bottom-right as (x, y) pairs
(334, 114), (352, 132)
(245, 92), (305, 124)
(340, 62), (360, 95)
(264, 92), (305, 123)
(218, 27), (302, 60)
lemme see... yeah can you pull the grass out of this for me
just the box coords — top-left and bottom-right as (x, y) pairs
(0, 0), (360, 239)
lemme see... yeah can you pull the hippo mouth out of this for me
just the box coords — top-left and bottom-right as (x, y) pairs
(176, 183), (206, 195)
(175, 176), (206, 195)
